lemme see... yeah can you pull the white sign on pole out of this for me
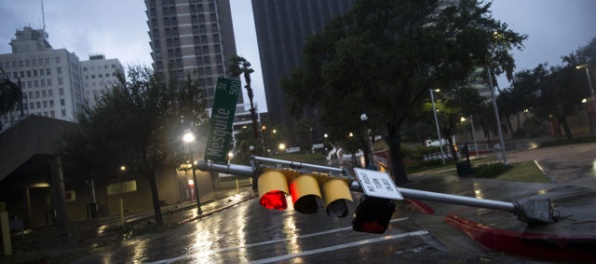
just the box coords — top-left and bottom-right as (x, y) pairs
(353, 168), (403, 200)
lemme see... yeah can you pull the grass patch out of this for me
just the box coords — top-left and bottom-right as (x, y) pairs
(415, 159), (550, 184)
(540, 135), (596, 148)
(496, 161), (550, 183)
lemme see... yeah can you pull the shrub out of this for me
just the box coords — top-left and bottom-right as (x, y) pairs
(473, 163), (512, 178)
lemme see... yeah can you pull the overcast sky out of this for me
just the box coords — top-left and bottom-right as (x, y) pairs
(1, 0), (595, 112)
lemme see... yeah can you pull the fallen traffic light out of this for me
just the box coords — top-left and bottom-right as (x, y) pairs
(352, 195), (395, 234)
(257, 169), (353, 217)
(257, 169), (289, 210)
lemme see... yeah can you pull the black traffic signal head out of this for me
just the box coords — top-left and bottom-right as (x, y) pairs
(352, 195), (395, 234)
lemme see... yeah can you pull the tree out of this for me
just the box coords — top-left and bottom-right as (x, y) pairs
(283, 0), (525, 184)
(0, 68), (22, 117)
(433, 87), (484, 159)
(59, 66), (207, 225)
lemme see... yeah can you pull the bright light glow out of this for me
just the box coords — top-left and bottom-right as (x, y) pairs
(524, 109), (529, 113)
(324, 133), (328, 138)
(278, 143), (286, 151)
(228, 152), (234, 159)
(188, 179), (194, 185)
(273, 129), (277, 134)
(30, 183), (49, 188)
(349, 132), (353, 137)
(460, 117), (466, 122)
(434, 88), (440, 93)
(120, 165), (126, 171)
(183, 132), (195, 142)
(576, 64), (587, 70)
(582, 98), (588, 103)
(360, 113), (368, 122)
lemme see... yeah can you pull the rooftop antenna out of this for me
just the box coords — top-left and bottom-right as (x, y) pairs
(41, 0), (46, 31)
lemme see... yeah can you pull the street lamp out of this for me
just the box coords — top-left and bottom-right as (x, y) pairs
(360, 113), (375, 168)
(183, 130), (202, 214)
(461, 116), (480, 157)
(577, 64), (596, 133)
(486, 66), (507, 164)
(429, 89), (446, 164)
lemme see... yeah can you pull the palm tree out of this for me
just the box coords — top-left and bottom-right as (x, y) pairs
(0, 68), (22, 118)
(227, 55), (259, 140)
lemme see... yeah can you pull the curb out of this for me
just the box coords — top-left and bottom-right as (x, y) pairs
(178, 191), (257, 225)
(445, 214), (596, 262)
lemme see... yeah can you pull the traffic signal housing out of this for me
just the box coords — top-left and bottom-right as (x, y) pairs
(256, 168), (353, 217)
(352, 195), (396, 234)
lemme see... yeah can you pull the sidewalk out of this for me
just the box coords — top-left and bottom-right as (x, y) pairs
(404, 143), (596, 262)
(6, 186), (257, 258)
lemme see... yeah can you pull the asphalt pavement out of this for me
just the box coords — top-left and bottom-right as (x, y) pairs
(405, 142), (596, 262)
(4, 142), (596, 263)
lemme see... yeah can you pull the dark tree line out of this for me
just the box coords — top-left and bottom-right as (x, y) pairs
(282, 0), (525, 184)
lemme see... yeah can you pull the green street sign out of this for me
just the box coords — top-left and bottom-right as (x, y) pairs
(204, 77), (241, 163)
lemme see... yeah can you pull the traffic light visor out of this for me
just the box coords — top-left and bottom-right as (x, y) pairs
(290, 174), (322, 214)
(258, 170), (289, 210)
(322, 179), (353, 218)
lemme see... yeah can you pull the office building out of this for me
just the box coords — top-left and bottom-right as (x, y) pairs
(0, 27), (84, 129)
(251, 0), (356, 142)
(81, 55), (125, 109)
(144, 0), (240, 108)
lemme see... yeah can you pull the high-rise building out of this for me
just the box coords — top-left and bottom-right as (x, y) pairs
(251, 0), (356, 142)
(0, 27), (84, 129)
(144, 0), (240, 108)
(80, 55), (125, 109)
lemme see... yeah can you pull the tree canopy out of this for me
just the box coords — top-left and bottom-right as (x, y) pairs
(59, 66), (207, 224)
(283, 0), (525, 184)
(504, 37), (596, 139)
(0, 68), (22, 117)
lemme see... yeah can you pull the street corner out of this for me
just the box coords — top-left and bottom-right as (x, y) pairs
(445, 213), (596, 263)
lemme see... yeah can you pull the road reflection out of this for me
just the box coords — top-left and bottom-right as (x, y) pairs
(282, 213), (302, 261)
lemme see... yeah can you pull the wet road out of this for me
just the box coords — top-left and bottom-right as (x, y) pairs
(70, 143), (596, 263)
(74, 194), (530, 263)
(77, 194), (438, 264)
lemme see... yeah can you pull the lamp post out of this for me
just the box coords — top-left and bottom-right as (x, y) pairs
(487, 66), (507, 164)
(348, 132), (357, 167)
(429, 89), (446, 164)
(183, 130), (202, 214)
(461, 116), (480, 157)
(577, 64), (596, 133)
(360, 113), (375, 168)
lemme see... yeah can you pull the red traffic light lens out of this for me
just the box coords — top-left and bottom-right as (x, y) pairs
(260, 191), (288, 210)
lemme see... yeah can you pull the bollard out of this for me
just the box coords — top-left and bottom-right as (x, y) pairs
(120, 199), (125, 229)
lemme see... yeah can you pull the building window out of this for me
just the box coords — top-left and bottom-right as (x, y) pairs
(60, 99), (65, 106)
(59, 88), (64, 96)
(61, 109), (66, 117)
(55, 57), (61, 64)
